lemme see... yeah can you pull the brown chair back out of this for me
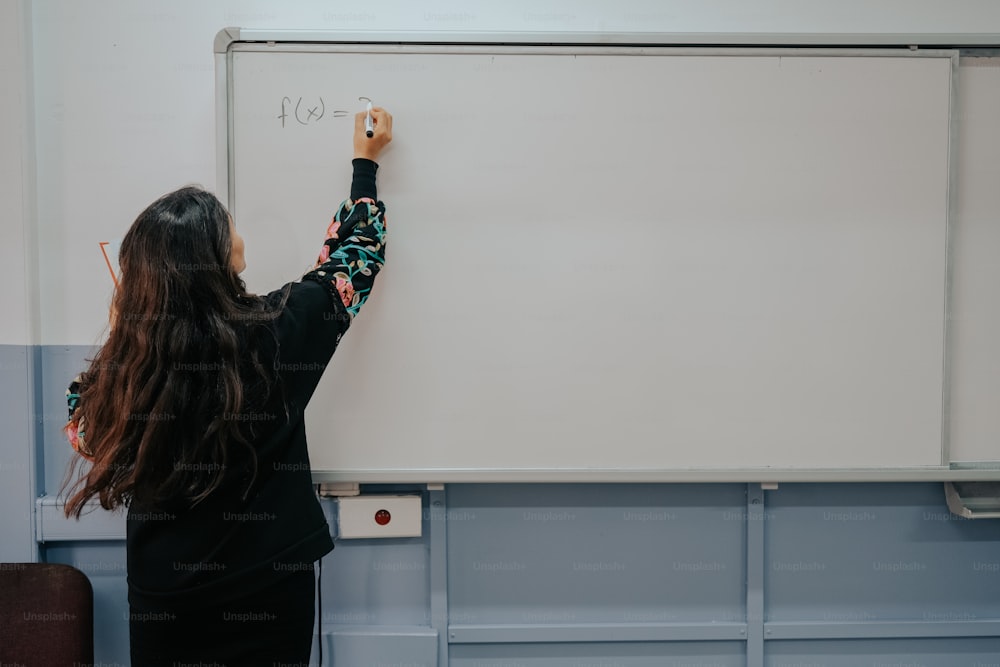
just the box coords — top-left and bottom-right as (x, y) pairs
(0, 562), (95, 667)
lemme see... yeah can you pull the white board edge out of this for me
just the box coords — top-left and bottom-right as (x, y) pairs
(224, 29), (1000, 47)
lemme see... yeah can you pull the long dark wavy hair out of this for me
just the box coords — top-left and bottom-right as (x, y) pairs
(63, 186), (284, 518)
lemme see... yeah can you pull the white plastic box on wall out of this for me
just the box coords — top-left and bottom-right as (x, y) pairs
(335, 494), (422, 539)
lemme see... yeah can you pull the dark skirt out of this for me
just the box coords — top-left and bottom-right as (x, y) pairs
(129, 565), (315, 667)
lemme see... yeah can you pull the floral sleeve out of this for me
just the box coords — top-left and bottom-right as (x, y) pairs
(302, 197), (387, 320)
(65, 374), (93, 460)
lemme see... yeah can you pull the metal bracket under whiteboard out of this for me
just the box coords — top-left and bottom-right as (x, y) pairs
(945, 481), (1000, 518)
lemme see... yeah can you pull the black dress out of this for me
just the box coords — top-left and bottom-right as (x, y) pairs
(128, 564), (316, 666)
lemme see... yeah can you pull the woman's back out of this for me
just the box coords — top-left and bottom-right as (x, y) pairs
(125, 278), (346, 610)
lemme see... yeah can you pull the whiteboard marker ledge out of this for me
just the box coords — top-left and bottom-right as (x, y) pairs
(309, 467), (1000, 484)
(319, 482), (360, 497)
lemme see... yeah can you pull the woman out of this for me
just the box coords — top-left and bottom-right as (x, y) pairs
(62, 108), (393, 666)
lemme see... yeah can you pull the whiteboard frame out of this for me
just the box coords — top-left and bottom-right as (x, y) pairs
(215, 31), (998, 483)
(213, 27), (1000, 52)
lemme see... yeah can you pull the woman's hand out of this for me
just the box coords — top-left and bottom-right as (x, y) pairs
(354, 107), (393, 162)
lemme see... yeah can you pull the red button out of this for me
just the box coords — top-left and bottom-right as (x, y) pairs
(374, 509), (391, 526)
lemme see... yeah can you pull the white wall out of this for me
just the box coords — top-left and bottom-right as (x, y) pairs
(0, 0), (35, 346)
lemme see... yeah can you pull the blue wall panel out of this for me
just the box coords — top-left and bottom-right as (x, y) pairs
(320, 538), (430, 625)
(765, 638), (1000, 666)
(446, 484), (747, 626)
(0, 345), (36, 561)
(323, 626), (438, 667)
(765, 483), (1000, 622)
(450, 641), (746, 666)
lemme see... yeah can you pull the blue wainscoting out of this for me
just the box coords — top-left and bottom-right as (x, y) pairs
(31, 482), (1000, 667)
(0, 344), (39, 562)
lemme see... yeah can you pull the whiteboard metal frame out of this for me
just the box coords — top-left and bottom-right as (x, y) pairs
(940, 52), (961, 467)
(215, 30), (995, 483)
(214, 27), (1000, 52)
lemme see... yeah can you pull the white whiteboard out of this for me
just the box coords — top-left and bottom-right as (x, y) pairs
(223, 43), (955, 480)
